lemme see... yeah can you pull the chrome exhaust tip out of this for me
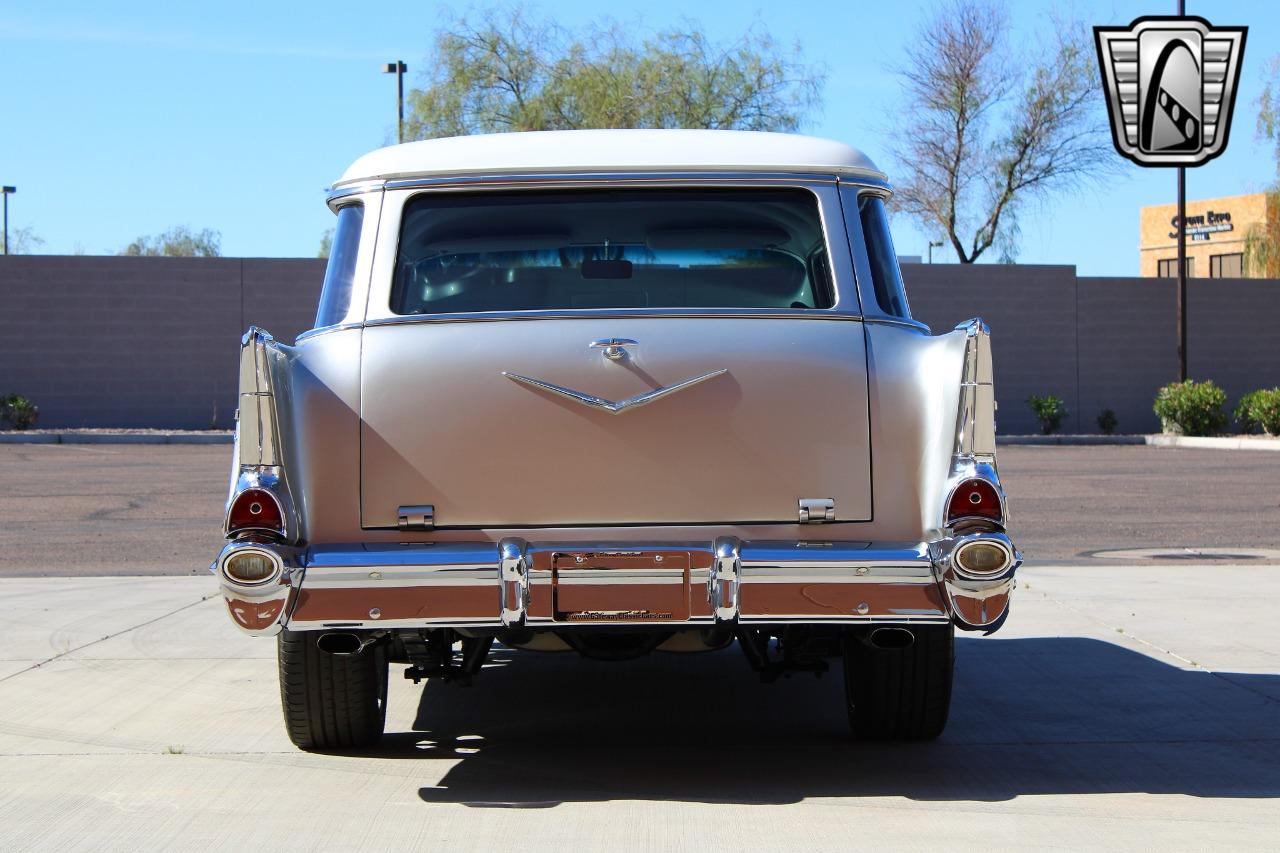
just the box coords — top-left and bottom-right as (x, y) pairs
(868, 626), (915, 650)
(316, 632), (366, 656)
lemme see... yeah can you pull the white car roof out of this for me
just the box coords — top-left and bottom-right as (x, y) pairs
(335, 129), (886, 185)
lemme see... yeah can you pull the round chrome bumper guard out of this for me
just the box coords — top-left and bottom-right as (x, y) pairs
(218, 541), (285, 589)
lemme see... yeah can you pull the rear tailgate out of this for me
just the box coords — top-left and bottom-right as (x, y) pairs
(359, 316), (871, 528)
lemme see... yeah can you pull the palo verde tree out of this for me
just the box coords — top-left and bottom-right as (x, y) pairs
(890, 1), (1113, 263)
(405, 7), (825, 139)
(1243, 55), (1280, 278)
(120, 226), (222, 257)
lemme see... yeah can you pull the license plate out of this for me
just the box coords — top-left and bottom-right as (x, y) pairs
(552, 550), (691, 622)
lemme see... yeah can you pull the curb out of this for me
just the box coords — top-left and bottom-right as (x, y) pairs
(1144, 434), (1280, 451)
(999, 435), (1146, 446)
(0, 432), (233, 445)
(999, 434), (1280, 451)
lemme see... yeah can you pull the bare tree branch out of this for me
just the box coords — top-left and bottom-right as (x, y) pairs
(891, 2), (1113, 263)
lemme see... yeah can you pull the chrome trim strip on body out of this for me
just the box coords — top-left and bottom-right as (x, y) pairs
(952, 317), (996, 463)
(237, 327), (282, 468)
(328, 170), (892, 198)
(364, 310), (866, 328)
(296, 311), (903, 343)
(503, 369), (727, 415)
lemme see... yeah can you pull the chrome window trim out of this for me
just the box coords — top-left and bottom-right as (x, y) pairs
(363, 175), (866, 322)
(860, 315), (932, 333)
(295, 321), (364, 342)
(326, 181), (385, 209)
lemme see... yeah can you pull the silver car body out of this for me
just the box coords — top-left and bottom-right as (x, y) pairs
(214, 130), (1016, 639)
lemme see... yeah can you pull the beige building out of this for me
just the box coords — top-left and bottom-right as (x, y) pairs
(1139, 192), (1276, 278)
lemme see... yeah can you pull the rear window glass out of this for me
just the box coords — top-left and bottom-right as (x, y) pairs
(857, 195), (910, 318)
(315, 204), (363, 328)
(390, 188), (833, 314)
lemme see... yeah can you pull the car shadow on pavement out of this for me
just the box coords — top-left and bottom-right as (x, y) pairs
(385, 637), (1280, 806)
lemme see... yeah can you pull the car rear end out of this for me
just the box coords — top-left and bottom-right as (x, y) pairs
(212, 131), (1018, 749)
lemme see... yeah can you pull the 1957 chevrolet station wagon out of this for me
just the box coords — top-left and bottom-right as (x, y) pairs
(213, 129), (1019, 749)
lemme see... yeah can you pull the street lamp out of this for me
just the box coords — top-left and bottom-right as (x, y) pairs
(382, 61), (408, 144)
(928, 240), (943, 264)
(1, 186), (15, 256)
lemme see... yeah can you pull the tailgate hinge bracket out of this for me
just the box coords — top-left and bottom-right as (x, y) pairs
(798, 498), (836, 524)
(397, 504), (435, 531)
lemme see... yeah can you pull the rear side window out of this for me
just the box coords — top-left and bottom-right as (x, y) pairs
(390, 188), (833, 314)
(858, 195), (910, 318)
(315, 204), (364, 328)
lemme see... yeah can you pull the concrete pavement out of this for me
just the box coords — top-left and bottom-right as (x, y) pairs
(0, 563), (1276, 851)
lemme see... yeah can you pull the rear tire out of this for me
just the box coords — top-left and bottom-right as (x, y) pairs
(842, 624), (954, 741)
(278, 630), (388, 751)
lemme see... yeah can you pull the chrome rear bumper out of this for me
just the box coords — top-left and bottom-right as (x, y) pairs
(213, 535), (1018, 636)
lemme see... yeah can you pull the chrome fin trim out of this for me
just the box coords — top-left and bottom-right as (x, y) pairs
(502, 369), (728, 415)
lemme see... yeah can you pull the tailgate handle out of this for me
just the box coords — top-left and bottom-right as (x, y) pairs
(589, 338), (638, 361)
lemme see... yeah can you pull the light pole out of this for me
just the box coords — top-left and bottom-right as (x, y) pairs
(382, 61), (408, 143)
(1, 186), (15, 256)
(928, 240), (943, 264)
(1175, 0), (1188, 381)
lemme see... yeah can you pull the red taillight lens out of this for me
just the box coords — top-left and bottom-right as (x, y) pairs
(947, 479), (1002, 523)
(228, 488), (283, 534)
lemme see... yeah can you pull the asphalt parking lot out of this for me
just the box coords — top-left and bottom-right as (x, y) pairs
(1, 443), (1278, 576)
(0, 444), (1277, 850)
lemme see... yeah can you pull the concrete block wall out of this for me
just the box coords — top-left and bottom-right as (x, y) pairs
(903, 264), (1082, 435)
(902, 264), (1279, 434)
(0, 256), (324, 429)
(1, 256), (1277, 432)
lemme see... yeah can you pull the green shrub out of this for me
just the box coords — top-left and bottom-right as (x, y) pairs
(1152, 380), (1227, 436)
(1, 395), (40, 430)
(1235, 388), (1280, 435)
(1234, 390), (1267, 434)
(1096, 408), (1118, 435)
(1027, 394), (1067, 435)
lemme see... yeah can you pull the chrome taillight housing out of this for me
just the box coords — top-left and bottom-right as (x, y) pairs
(946, 478), (1003, 527)
(227, 487), (284, 536)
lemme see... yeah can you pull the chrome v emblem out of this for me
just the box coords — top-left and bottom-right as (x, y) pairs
(502, 369), (727, 415)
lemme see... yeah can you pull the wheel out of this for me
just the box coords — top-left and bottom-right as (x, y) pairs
(841, 624), (954, 741)
(277, 630), (388, 750)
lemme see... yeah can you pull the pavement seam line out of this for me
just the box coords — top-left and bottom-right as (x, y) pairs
(1028, 588), (1280, 707)
(0, 593), (219, 685)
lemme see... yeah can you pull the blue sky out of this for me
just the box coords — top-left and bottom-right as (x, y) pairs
(1, 0), (1275, 273)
